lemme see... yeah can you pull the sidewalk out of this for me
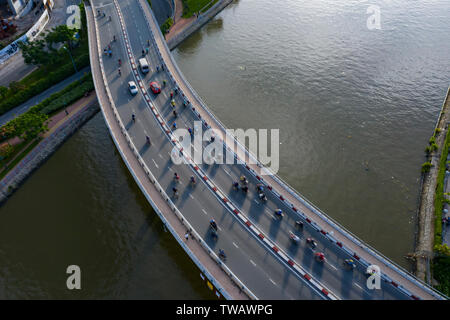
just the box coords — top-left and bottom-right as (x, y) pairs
(164, 0), (194, 43)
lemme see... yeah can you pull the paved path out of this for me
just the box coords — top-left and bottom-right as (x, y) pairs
(0, 66), (91, 126)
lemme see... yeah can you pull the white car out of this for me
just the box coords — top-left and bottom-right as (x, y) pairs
(128, 81), (138, 95)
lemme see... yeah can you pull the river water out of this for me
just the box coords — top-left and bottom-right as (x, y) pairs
(0, 0), (449, 298)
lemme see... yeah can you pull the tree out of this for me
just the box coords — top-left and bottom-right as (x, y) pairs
(8, 111), (48, 141)
(0, 86), (7, 99)
(19, 39), (57, 66)
(45, 25), (78, 51)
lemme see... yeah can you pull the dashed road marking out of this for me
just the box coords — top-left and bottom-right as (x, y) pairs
(232, 242), (239, 248)
(151, 159), (159, 168)
(202, 209), (207, 215)
(250, 259), (256, 267)
(269, 278), (277, 286)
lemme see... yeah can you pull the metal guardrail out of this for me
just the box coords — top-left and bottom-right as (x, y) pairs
(138, 0), (447, 300)
(87, 3), (255, 300)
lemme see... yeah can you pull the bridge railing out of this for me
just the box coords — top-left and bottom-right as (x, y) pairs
(137, 0), (447, 300)
(87, 3), (256, 300)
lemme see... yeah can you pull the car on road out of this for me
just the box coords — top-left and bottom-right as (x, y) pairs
(139, 57), (149, 74)
(149, 81), (161, 94)
(128, 81), (138, 95)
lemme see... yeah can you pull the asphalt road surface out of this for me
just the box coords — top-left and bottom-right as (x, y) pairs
(92, 0), (411, 300)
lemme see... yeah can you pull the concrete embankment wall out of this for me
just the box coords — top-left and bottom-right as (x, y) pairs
(415, 87), (450, 283)
(166, 0), (233, 50)
(0, 100), (100, 204)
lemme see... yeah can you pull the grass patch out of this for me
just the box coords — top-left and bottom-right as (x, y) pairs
(182, 0), (217, 18)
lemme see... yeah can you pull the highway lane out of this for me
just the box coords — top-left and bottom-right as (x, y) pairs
(114, 0), (411, 300)
(92, 0), (324, 299)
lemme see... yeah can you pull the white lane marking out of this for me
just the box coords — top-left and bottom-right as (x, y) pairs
(223, 169), (232, 177)
(269, 278), (277, 286)
(158, 154), (163, 159)
(189, 194), (194, 199)
(217, 226), (222, 231)
(355, 283), (372, 295)
(232, 242), (239, 248)
(250, 259), (256, 267)
(253, 199), (260, 204)
(328, 263), (337, 270)
(201, 209), (207, 215)
(151, 159), (159, 168)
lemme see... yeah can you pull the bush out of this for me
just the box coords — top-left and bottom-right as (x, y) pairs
(422, 162), (432, 173)
(433, 256), (450, 296)
(40, 79), (93, 115)
(160, 17), (174, 34)
(0, 53), (90, 116)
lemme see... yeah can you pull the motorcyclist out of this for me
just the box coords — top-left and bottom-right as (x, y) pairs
(118, 59), (121, 66)
(146, 136), (151, 145)
(256, 184), (264, 192)
(188, 128), (193, 136)
(315, 252), (325, 262)
(173, 172), (180, 182)
(344, 259), (356, 269)
(163, 80), (167, 87)
(190, 176), (196, 185)
(232, 182), (239, 190)
(218, 249), (226, 259)
(289, 231), (300, 243)
(295, 220), (304, 229)
(241, 185), (248, 193)
(142, 49), (145, 56)
(173, 110), (178, 118)
(274, 209), (283, 217)
(172, 122), (177, 129)
(118, 68), (121, 76)
(210, 219), (218, 231)
(170, 91), (174, 98)
(156, 65), (160, 72)
(258, 192), (267, 201)
(306, 237), (317, 249)
(113, 35), (116, 41)
(131, 113), (135, 122)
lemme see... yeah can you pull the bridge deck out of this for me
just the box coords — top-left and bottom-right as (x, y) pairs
(136, 0), (443, 300)
(86, 3), (249, 300)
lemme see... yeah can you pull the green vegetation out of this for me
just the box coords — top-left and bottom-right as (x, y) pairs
(433, 129), (450, 246)
(182, 0), (218, 18)
(429, 121), (450, 295)
(0, 3), (90, 117)
(422, 162), (432, 173)
(433, 256), (450, 296)
(0, 138), (41, 180)
(161, 17), (174, 34)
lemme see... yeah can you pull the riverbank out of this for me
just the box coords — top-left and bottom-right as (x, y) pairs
(415, 86), (450, 284)
(165, 0), (233, 50)
(0, 94), (99, 203)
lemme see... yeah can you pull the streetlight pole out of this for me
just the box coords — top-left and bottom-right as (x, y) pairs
(63, 45), (78, 73)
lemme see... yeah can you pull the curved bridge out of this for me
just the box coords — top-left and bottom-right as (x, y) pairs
(86, 0), (446, 300)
